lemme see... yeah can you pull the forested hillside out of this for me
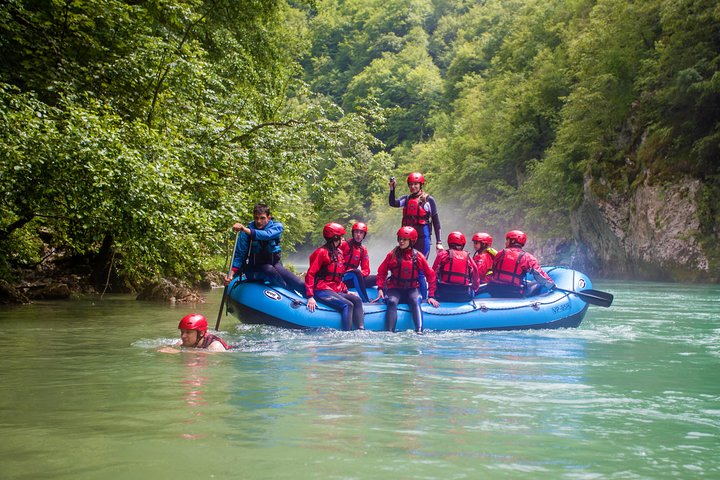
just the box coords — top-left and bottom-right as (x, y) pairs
(1, 0), (718, 290)
(302, 0), (719, 281)
(0, 0), (382, 290)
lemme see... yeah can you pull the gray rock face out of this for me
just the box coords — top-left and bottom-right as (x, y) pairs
(136, 278), (205, 303)
(568, 175), (711, 280)
(0, 280), (30, 304)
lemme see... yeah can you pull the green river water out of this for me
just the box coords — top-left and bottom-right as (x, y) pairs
(1, 280), (718, 479)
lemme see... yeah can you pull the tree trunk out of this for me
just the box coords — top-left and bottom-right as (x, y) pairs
(90, 233), (115, 291)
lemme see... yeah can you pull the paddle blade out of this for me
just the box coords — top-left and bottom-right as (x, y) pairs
(577, 288), (614, 307)
(557, 287), (614, 307)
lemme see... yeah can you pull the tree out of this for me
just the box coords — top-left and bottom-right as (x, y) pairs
(0, 0), (380, 287)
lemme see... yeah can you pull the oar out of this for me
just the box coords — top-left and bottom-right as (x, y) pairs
(556, 287), (614, 308)
(215, 230), (240, 331)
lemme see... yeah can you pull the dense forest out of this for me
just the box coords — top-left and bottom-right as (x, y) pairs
(1, 0), (718, 292)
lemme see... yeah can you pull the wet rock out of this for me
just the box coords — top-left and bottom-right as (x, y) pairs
(0, 280), (30, 304)
(26, 282), (72, 300)
(136, 278), (205, 303)
(199, 270), (225, 290)
(577, 174), (712, 281)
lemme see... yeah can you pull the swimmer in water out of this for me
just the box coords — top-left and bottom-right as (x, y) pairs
(160, 314), (229, 352)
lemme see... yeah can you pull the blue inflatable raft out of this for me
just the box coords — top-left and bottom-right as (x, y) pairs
(226, 266), (611, 332)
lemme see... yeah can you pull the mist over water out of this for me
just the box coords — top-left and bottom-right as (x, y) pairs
(287, 194), (504, 270)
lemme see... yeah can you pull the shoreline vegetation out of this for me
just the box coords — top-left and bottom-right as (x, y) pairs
(1, 1), (718, 296)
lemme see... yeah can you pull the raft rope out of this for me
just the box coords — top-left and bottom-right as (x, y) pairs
(266, 282), (574, 317)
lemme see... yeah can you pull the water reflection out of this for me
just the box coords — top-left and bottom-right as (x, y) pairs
(223, 325), (592, 468)
(179, 353), (209, 440)
(3, 282), (719, 479)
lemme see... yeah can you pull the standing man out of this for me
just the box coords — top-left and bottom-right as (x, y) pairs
(388, 172), (443, 257)
(389, 172), (442, 299)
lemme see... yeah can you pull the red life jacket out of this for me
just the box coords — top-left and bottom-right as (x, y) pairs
(318, 246), (345, 284)
(343, 240), (364, 270)
(388, 249), (419, 288)
(402, 194), (429, 227)
(199, 333), (230, 349)
(438, 250), (472, 286)
(473, 248), (496, 279)
(491, 248), (526, 287)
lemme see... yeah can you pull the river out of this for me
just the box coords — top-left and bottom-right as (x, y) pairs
(1, 280), (718, 479)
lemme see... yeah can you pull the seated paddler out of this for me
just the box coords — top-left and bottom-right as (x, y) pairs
(487, 230), (555, 298)
(339, 221), (377, 302)
(224, 203), (304, 294)
(305, 223), (365, 331)
(432, 231), (481, 302)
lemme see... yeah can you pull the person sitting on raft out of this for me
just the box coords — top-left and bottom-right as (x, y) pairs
(168, 314), (229, 352)
(487, 230), (555, 298)
(376, 226), (439, 333)
(339, 221), (377, 302)
(225, 203), (304, 294)
(471, 232), (496, 285)
(432, 231), (481, 302)
(305, 223), (365, 331)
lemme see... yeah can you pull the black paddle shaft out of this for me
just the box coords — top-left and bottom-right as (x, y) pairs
(215, 231), (241, 331)
(557, 287), (614, 308)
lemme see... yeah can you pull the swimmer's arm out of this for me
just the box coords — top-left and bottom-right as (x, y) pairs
(158, 340), (182, 354)
(206, 341), (228, 352)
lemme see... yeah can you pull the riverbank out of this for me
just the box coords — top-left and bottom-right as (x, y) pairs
(0, 257), (222, 305)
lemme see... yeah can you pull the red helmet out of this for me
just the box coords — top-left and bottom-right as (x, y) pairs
(323, 222), (346, 239)
(472, 232), (493, 245)
(506, 230), (527, 246)
(178, 314), (208, 332)
(397, 226), (418, 243)
(447, 231), (466, 247)
(351, 222), (368, 234)
(406, 172), (425, 185)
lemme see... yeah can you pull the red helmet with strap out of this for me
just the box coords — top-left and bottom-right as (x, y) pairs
(447, 231), (466, 248)
(506, 230), (527, 247)
(178, 314), (208, 332)
(406, 172), (425, 185)
(472, 232), (493, 245)
(397, 226), (418, 243)
(323, 222), (346, 239)
(351, 222), (368, 234)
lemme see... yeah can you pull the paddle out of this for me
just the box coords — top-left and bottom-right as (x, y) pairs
(556, 287), (614, 308)
(215, 230), (241, 331)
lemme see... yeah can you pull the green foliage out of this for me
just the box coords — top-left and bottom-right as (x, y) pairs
(2, 0), (718, 285)
(302, 0), (440, 149)
(636, 0), (720, 178)
(343, 27), (443, 146)
(0, 1), (379, 286)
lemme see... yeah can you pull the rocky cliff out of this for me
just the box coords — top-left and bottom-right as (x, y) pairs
(564, 174), (716, 282)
